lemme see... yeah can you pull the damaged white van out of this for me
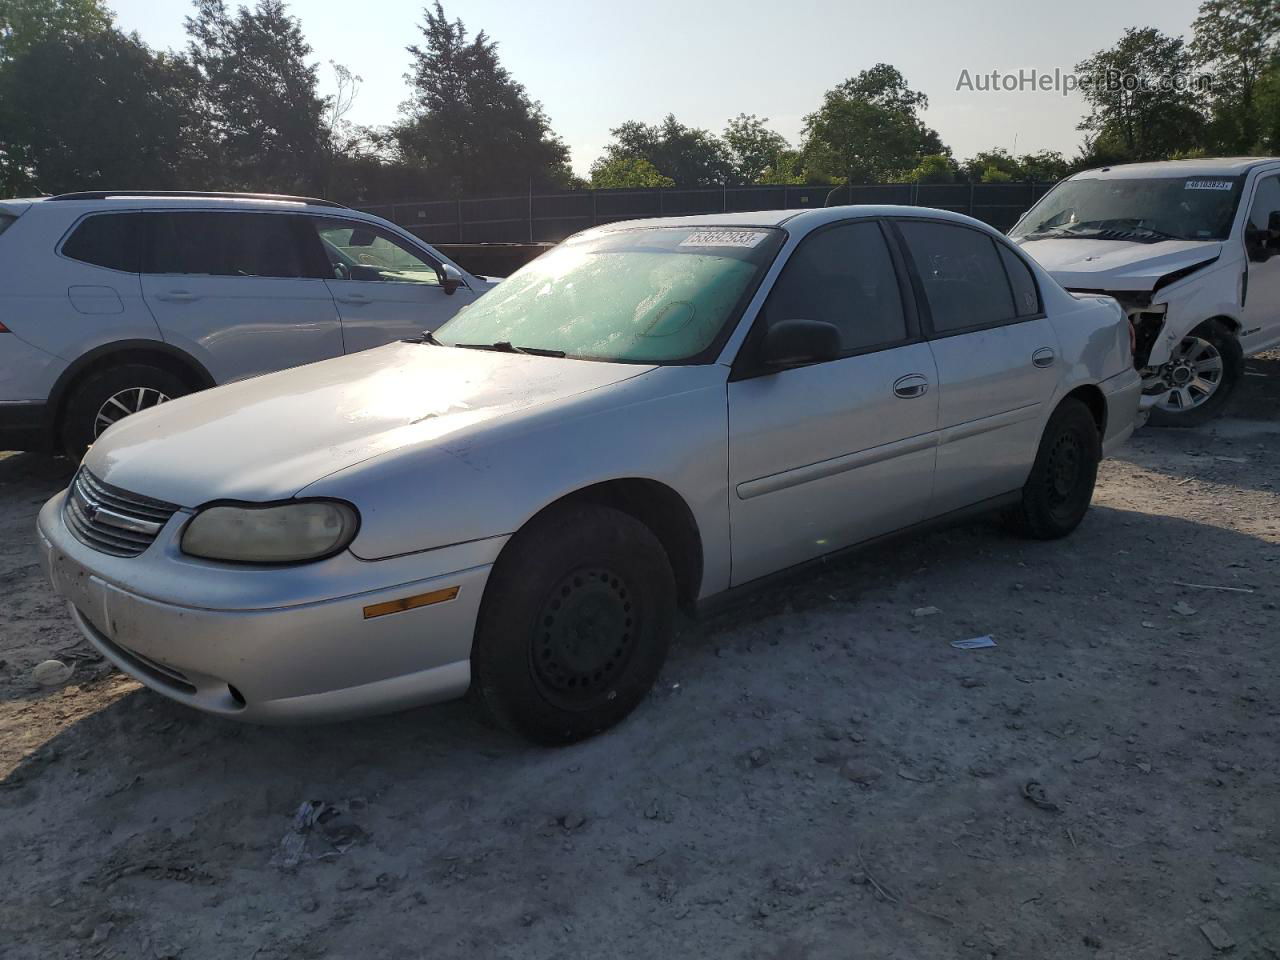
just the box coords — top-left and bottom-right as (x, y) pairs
(1011, 158), (1280, 425)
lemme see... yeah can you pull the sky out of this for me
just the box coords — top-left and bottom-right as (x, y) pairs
(108, 0), (1208, 177)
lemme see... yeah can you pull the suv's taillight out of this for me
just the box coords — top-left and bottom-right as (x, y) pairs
(0, 322), (9, 333)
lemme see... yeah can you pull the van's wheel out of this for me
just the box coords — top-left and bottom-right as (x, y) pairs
(471, 503), (675, 744)
(1009, 397), (1100, 540)
(1144, 321), (1242, 427)
(60, 364), (191, 460)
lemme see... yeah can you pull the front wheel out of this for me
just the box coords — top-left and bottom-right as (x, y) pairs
(1144, 322), (1242, 427)
(60, 364), (191, 460)
(471, 503), (676, 744)
(1009, 397), (1100, 540)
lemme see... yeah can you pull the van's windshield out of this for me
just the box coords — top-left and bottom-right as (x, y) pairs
(435, 225), (785, 363)
(1011, 176), (1244, 243)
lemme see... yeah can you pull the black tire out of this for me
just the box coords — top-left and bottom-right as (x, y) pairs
(1009, 397), (1100, 540)
(1146, 322), (1243, 428)
(60, 364), (191, 460)
(471, 502), (676, 744)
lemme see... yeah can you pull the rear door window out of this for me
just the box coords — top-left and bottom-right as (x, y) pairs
(897, 221), (1017, 334)
(62, 213), (143, 272)
(142, 212), (314, 279)
(997, 244), (1041, 317)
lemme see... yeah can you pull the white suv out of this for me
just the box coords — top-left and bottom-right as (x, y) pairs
(0, 191), (489, 456)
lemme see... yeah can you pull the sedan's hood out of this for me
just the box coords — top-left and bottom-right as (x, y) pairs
(85, 343), (654, 506)
(1015, 237), (1222, 292)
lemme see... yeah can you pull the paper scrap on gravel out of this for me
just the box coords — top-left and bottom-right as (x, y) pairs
(951, 636), (997, 650)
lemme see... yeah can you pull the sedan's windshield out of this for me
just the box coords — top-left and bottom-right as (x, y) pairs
(1011, 176), (1244, 242)
(435, 225), (785, 363)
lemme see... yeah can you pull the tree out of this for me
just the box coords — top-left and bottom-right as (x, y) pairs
(0, 0), (110, 61)
(1017, 149), (1071, 182)
(1190, 0), (1280, 152)
(394, 2), (571, 196)
(593, 115), (734, 187)
(589, 155), (673, 189)
(905, 154), (957, 183)
(1075, 27), (1206, 162)
(756, 149), (807, 185)
(961, 148), (1021, 182)
(722, 114), (790, 184)
(801, 64), (949, 183)
(0, 27), (200, 195)
(185, 0), (328, 193)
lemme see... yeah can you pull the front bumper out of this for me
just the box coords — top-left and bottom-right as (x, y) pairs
(37, 491), (502, 723)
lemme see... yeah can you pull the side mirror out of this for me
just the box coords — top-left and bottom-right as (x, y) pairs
(440, 263), (464, 295)
(1246, 222), (1274, 263)
(760, 319), (842, 369)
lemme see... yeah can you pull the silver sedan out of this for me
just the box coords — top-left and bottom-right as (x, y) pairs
(37, 206), (1142, 742)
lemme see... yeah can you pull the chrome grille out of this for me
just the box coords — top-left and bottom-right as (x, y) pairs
(64, 468), (179, 557)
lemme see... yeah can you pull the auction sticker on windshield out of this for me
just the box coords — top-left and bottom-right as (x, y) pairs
(1185, 179), (1234, 191)
(679, 230), (770, 248)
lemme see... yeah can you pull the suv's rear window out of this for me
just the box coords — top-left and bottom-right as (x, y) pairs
(0, 214), (15, 237)
(62, 213), (142, 272)
(144, 212), (310, 278)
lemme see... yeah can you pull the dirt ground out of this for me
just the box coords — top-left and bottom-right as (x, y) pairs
(1, 358), (1278, 960)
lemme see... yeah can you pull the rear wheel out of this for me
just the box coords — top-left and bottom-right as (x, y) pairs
(1144, 322), (1242, 427)
(1009, 397), (1100, 540)
(60, 364), (191, 460)
(471, 503), (675, 744)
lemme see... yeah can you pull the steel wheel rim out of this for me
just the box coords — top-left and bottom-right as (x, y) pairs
(1144, 336), (1223, 413)
(1044, 430), (1086, 518)
(93, 387), (171, 438)
(531, 566), (637, 709)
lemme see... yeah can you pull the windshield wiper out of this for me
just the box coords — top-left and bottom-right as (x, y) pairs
(453, 341), (567, 358)
(404, 330), (442, 345)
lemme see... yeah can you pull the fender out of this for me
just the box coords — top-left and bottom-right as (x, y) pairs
(47, 339), (216, 424)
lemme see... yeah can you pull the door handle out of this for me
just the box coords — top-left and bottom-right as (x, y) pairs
(1032, 347), (1056, 368)
(336, 293), (371, 305)
(893, 374), (930, 399)
(157, 290), (197, 303)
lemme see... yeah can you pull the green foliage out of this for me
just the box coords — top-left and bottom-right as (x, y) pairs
(722, 114), (791, 184)
(756, 149), (807, 185)
(0, 0), (110, 61)
(589, 156), (674, 189)
(185, 0), (328, 193)
(1190, 0), (1279, 152)
(593, 115), (734, 187)
(905, 154), (957, 183)
(801, 64), (948, 183)
(1075, 27), (1206, 162)
(0, 27), (199, 195)
(393, 2), (571, 196)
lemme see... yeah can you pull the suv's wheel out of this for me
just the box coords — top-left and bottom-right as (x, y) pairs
(1009, 397), (1100, 540)
(471, 502), (676, 744)
(1144, 321), (1242, 427)
(60, 364), (191, 460)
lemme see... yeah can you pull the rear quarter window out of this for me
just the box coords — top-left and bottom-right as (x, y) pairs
(0, 214), (15, 237)
(62, 213), (142, 272)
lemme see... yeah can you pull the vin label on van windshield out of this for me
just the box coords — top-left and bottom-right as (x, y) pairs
(1185, 179), (1234, 190)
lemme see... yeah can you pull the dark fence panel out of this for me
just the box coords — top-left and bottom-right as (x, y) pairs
(357, 181), (1058, 245)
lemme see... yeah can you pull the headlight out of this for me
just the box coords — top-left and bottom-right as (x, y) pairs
(181, 501), (359, 563)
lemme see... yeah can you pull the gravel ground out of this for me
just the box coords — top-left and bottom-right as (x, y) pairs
(1, 356), (1277, 960)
